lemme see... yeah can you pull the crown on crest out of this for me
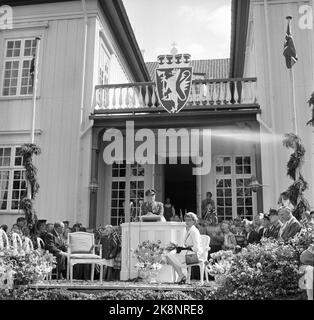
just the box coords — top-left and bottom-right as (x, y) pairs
(157, 53), (191, 69)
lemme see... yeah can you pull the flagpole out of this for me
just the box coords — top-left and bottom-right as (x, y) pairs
(289, 68), (298, 134)
(31, 37), (41, 144)
(286, 16), (298, 135)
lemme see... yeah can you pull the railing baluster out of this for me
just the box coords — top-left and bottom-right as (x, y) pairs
(132, 87), (137, 108)
(119, 87), (123, 108)
(125, 87), (130, 108)
(112, 88), (116, 108)
(212, 82), (218, 105)
(151, 85), (157, 107)
(225, 81), (231, 104)
(217, 81), (223, 104)
(144, 85), (149, 107)
(104, 88), (109, 108)
(205, 83), (210, 105)
(233, 80), (239, 104)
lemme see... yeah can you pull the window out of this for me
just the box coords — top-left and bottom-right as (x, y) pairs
(0, 146), (26, 211)
(2, 39), (37, 96)
(110, 162), (145, 226)
(215, 155), (254, 221)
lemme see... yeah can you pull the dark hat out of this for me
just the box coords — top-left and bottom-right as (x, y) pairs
(37, 219), (47, 224)
(268, 209), (278, 216)
(63, 220), (69, 224)
(145, 189), (156, 196)
(263, 214), (270, 221)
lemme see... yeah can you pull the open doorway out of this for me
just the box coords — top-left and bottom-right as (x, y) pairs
(164, 160), (197, 217)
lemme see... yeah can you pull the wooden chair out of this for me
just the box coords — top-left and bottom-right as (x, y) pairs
(186, 235), (211, 285)
(66, 232), (103, 283)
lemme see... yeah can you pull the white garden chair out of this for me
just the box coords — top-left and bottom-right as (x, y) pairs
(186, 235), (211, 285)
(0, 228), (9, 250)
(66, 232), (103, 283)
(172, 234), (211, 285)
(23, 237), (34, 252)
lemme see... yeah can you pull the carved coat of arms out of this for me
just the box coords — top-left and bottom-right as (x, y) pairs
(155, 53), (192, 113)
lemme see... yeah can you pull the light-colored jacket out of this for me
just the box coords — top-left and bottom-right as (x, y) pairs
(184, 225), (203, 258)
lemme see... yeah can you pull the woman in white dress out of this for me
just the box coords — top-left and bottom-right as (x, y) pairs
(166, 212), (203, 284)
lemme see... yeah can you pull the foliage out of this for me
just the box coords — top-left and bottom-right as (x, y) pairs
(0, 288), (195, 300)
(206, 238), (304, 300)
(206, 250), (233, 277)
(306, 91), (314, 126)
(281, 133), (309, 220)
(18, 143), (41, 230)
(0, 248), (55, 287)
(132, 240), (165, 271)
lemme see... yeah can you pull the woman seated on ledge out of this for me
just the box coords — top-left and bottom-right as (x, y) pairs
(166, 212), (203, 284)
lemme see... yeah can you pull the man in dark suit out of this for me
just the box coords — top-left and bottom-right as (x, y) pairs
(244, 222), (260, 245)
(266, 209), (283, 239)
(259, 215), (271, 238)
(278, 207), (302, 241)
(45, 222), (67, 279)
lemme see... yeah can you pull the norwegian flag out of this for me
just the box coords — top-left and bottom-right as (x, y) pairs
(283, 17), (298, 69)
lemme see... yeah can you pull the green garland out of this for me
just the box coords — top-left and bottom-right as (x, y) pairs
(281, 134), (309, 220)
(18, 143), (41, 229)
(306, 92), (314, 127)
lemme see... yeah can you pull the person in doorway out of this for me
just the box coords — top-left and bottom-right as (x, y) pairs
(201, 192), (215, 218)
(164, 197), (176, 221)
(201, 192), (217, 224)
(141, 189), (164, 218)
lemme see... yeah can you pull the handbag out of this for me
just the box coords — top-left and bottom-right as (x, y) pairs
(185, 252), (199, 265)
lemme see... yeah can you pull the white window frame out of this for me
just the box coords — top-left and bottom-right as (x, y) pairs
(1, 38), (37, 97)
(109, 162), (147, 226)
(0, 145), (26, 213)
(215, 154), (256, 221)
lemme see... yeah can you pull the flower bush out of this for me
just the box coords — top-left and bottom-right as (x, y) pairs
(206, 250), (234, 277)
(133, 240), (165, 271)
(0, 288), (196, 300)
(207, 238), (302, 300)
(0, 248), (56, 287)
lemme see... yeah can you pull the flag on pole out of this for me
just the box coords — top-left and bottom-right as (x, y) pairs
(30, 53), (35, 87)
(283, 17), (298, 69)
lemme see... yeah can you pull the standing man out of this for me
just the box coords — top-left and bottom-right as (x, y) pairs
(141, 189), (164, 218)
(266, 209), (283, 239)
(278, 207), (302, 241)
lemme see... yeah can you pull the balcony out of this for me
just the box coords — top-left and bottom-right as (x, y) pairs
(92, 77), (258, 115)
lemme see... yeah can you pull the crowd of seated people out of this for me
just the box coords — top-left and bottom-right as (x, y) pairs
(196, 207), (314, 254)
(0, 218), (121, 281)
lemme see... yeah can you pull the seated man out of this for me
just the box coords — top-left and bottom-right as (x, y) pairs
(45, 222), (67, 279)
(266, 209), (283, 239)
(244, 222), (260, 245)
(278, 207), (302, 241)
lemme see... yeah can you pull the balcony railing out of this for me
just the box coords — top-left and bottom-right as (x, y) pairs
(93, 77), (257, 113)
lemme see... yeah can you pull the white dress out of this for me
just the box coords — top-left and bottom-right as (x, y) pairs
(167, 225), (203, 267)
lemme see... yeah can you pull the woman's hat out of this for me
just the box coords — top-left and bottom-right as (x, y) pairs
(145, 189), (156, 196)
